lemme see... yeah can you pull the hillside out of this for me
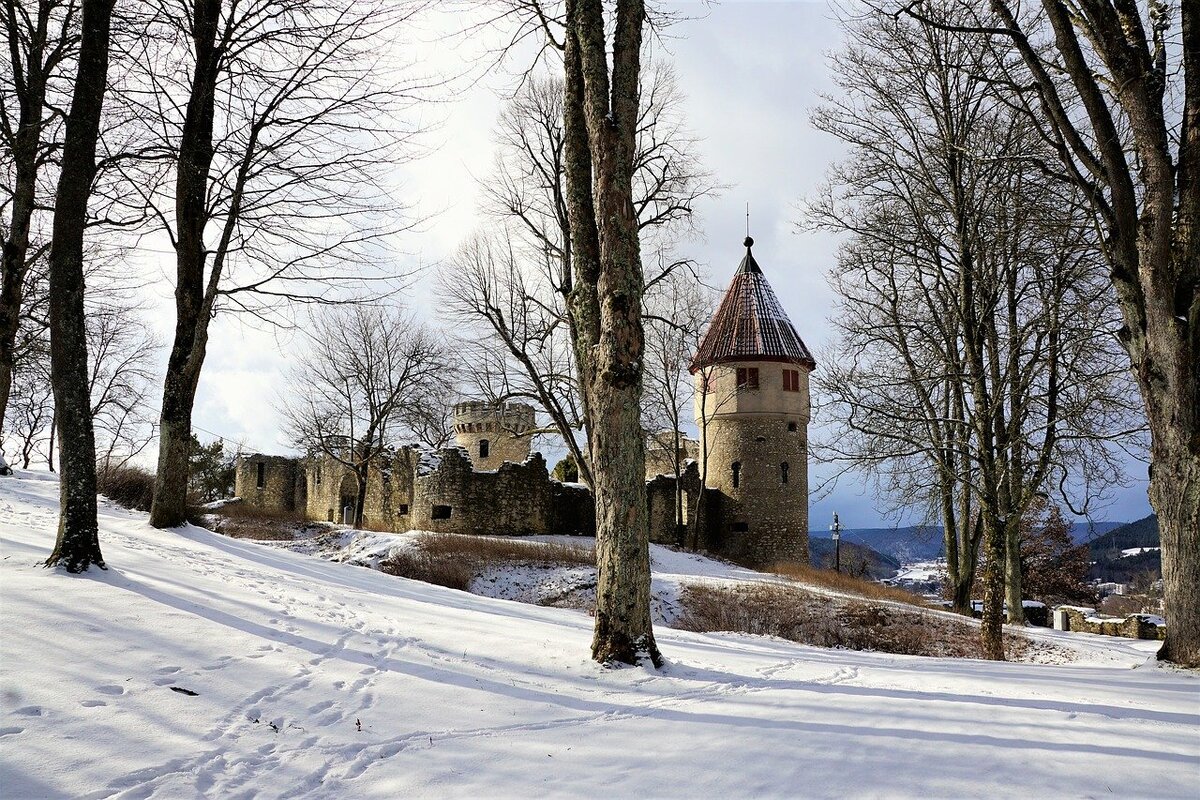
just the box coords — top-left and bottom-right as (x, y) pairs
(808, 537), (900, 580)
(1088, 515), (1162, 584)
(2, 473), (1197, 799)
(813, 520), (1126, 564)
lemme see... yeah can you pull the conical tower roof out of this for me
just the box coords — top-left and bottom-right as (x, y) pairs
(690, 237), (816, 373)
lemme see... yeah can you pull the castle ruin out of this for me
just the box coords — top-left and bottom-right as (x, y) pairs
(234, 239), (814, 567)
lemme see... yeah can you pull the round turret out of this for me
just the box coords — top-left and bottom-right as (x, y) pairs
(452, 400), (536, 470)
(691, 238), (814, 567)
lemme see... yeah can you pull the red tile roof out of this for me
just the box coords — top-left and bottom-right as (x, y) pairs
(690, 237), (816, 372)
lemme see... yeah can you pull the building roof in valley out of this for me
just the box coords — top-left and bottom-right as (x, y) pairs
(690, 237), (816, 372)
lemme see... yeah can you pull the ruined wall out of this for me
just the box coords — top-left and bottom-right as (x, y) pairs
(411, 449), (555, 535)
(360, 448), (417, 531)
(645, 431), (699, 480)
(646, 461), (703, 546)
(694, 361), (811, 567)
(234, 455), (301, 514)
(452, 401), (536, 471)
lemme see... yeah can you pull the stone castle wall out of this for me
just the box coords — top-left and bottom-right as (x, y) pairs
(645, 431), (699, 480)
(412, 449), (552, 536)
(234, 454), (302, 514)
(452, 401), (536, 471)
(695, 361), (811, 567)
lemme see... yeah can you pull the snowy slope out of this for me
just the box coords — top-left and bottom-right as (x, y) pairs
(1, 472), (1197, 799)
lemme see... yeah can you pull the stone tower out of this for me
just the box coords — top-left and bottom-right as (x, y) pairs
(452, 400), (536, 471)
(690, 237), (816, 566)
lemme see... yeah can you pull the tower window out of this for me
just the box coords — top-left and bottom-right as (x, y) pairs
(731, 522), (749, 533)
(787, 421), (798, 432)
(736, 367), (759, 390)
(315, 465), (322, 485)
(479, 439), (490, 458)
(731, 461), (741, 488)
(781, 462), (789, 485)
(431, 505), (452, 520)
(783, 369), (801, 392)
(256, 462), (265, 489)
(398, 504), (409, 515)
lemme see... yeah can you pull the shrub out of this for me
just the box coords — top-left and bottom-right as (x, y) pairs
(379, 533), (594, 592)
(678, 582), (1032, 660)
(96, 463), (156, 512)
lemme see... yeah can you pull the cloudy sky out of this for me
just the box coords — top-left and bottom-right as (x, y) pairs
(143, 0), (1151, 530)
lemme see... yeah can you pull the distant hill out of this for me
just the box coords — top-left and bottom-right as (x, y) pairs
(808, 538), (900, 580)
(811, 520), (1126, 564)
(810, 527), (944, 564)
(1086, 515), (1158, 557)
(1086, 515), (1160, 584)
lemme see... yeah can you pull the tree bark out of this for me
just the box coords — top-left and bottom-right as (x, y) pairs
(149, 0), (222, 529)
(563, 0), (660, 667)
(43, 0), (113, 572)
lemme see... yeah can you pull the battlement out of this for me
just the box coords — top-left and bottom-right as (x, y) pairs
(452, 400), (536, 435)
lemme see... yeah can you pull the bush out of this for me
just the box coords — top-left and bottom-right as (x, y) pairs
(678, 582), (1033, 660)
(96, 463), (156, 512)
(379, 533), (594, 591)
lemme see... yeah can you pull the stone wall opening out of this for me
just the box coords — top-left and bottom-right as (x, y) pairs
(431, 504), (452, 520)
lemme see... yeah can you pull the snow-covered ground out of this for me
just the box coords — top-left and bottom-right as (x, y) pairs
(2, 472), (1198, 799)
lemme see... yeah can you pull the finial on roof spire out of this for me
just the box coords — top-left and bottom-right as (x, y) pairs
(744, 236), (754, 249)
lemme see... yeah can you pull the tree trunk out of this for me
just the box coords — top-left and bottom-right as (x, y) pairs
(150, 373), (202, 527)
(979, 516), (1006, 660)
(563, 0), (659, 667)
(354, 466), (368, 529)
(1004, 518), (1025, 625)
(44, 0), (114, 572)
(149, 0), (221, 529)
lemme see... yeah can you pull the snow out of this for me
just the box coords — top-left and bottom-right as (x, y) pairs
(2, 471), (1198, 799)
(1122, 547), (1160, 557)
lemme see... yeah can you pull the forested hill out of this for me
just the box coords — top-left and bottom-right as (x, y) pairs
(812, 521), (1126, 564)
(1085, 515), (1159, 557)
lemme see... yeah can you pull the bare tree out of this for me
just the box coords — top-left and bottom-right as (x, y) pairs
(642, 262), (712, 536)
(559, 0), (660, 666)
(443, 229), (594, 485)
(279, 305), (448, 529)
(442, 58), (714, 493)
(0, 0), (78, 442)
(125, 0), (428, 528)
(896, 0), (1199, 669)
(44, 0), (114, 571)
(811, 3), (1141, 657)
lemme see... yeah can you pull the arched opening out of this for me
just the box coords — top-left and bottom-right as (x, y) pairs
(781, 462), (789, 485)
(731, 461), (741, 489)
(479, 439), (490, 459)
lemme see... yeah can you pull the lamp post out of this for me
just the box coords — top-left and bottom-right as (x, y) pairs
(830, 512), (842, 574)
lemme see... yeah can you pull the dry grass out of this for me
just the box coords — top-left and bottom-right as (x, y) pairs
(678, 582), (1031, 660)
(200, 502), (321, 540)
(770, 561), (930, 607)
(380, 533), (594, 591)
(96, 464), (156, 512)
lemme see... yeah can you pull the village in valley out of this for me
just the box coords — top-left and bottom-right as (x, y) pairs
(1, 1), (1197, 798)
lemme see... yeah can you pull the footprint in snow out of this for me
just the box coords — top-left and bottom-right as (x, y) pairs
(95, 685), (126, 696)
(155, 666), (182, 675)
(0, 727), (24, 736)
(80, 700), (107, 708)
(14, 706), (43, 716)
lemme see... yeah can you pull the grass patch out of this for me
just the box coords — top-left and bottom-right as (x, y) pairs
(200, 502), (321, 540)
(96, 463), (156, 512)
(770, 561), (930, 607)
(379, 533), (594, 591)
(678, 582), (1030, 660)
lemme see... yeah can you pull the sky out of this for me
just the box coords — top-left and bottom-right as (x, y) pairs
(129, 0), (1151, 529)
